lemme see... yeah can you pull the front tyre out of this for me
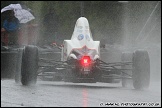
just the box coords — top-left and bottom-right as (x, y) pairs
(132, 50), (150, 89)
(21, 45), (38, 85)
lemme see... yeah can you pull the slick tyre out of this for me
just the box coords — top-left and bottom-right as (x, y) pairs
(121, 52), (133, 88)
(132, 50), (150, 89)
(21, 45), (38, 85)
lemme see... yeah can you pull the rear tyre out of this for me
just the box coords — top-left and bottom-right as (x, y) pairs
(121, 52), (133, 88)
(15, 48), (23, 83)
(21, 45), (38, 85)
(132, 50), (150, 89)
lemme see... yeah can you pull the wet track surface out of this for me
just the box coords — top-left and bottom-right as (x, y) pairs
(1, 46), (161, 107)
(1, 79), (161, 107)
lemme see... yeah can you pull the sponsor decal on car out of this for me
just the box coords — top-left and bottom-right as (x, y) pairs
(86, 34), (90, 41)
(77, 26), (83, 29)
(77, 29), (83, 33)
(78, 34), (84, 40)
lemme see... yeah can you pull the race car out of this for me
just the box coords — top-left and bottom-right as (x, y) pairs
(15, 17), (150, 90)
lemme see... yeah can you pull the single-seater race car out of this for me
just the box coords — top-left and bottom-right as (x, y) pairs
(15, 17), (150, 90)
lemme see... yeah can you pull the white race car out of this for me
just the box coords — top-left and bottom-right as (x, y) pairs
(15, 17), (150, 90)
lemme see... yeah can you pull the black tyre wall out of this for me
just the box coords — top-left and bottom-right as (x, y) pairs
(21, 45), (38, 85)
(132, 50), (150, 89)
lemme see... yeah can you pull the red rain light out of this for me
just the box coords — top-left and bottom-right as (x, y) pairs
(81, 56), (91, 66)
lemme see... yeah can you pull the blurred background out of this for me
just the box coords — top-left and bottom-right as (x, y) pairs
(1, 1), (161, 45)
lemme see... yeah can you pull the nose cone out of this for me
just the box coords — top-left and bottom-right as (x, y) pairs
(75, 17), (89, 29)
(71, 17), (93, 42)
(65, 17), (100, 61)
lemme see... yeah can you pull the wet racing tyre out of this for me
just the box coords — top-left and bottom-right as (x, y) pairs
(132, 50), (150, 89)
(121, 52), (133, 88)
(21, 45), (38, 85)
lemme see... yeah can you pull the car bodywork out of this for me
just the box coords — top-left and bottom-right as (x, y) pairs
(38, 17), (132, 83)
(16, 17), (150, 89)
(62, 17), (100, 61)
